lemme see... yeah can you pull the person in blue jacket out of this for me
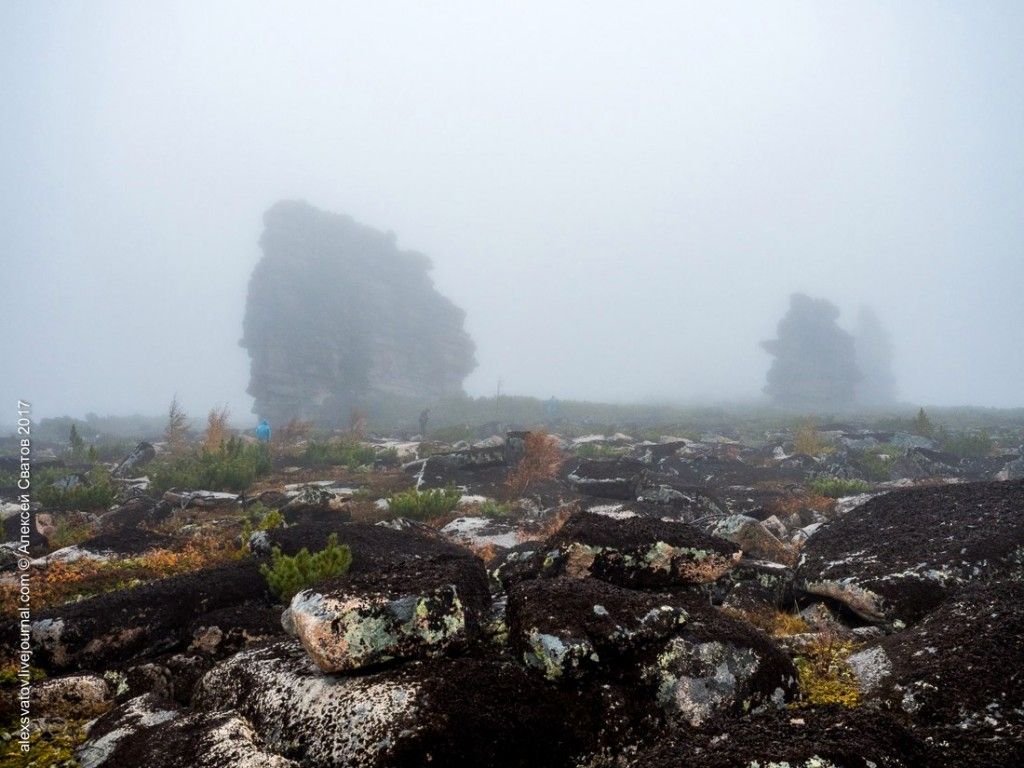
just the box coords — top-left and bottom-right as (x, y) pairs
(255, 419), (272, 443)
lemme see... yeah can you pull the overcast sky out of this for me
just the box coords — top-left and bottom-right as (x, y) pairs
(2, 1), (1022, 421)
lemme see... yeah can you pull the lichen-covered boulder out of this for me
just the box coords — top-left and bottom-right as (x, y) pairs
(543, 511), (741, 589)
(796, 480), (1024, 624)
(76, 693), (296, 768)
(30, 561), (268, 671)
(194, 640), (599, 767)
(712, 514), (795, 564)
(847, 580), (1024, 765)
(507, 577), (689, 681)
(507, 577), (796, 725)
(716, 558), (796, 613)
(31, 673), (114, 719)
(277, 522), (490, 672)
(625, 705), (927, 767)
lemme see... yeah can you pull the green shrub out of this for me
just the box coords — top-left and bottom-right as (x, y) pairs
(938, 429), (993, 458)
(808, 476), (871, 498)
(856, 450), (896, 482)
(36, 467), (117, 511)
(387, 485), (461, 520)
(240, 504), (285, 552)
(150, 438), (270, 494)
(260, 533), (352, 602)
(574, 443), (625, 459)
(299, 439), (378, 468)
(479, 500), (511, 518)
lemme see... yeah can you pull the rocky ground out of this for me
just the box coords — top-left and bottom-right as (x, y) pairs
(2, 422), (1022, 767)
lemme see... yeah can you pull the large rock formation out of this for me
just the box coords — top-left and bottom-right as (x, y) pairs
(241, 201), (476, 425)
(762, 293), (860, 408)
(854, 305), (898, 405)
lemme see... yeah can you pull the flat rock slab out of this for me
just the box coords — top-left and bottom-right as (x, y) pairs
(30, 560), (268, 671)
(567, 457), (647, 500)
(194, 640), (599, 768)
(624, 705), (927, 767)
(796, 479), (1024, 624)
(848, 580), (1024, 763)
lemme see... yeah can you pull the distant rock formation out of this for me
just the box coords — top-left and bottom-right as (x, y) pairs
(241, 201), (476, 425)
(854, 306), (897, 405)
(762, 294), (860, 408)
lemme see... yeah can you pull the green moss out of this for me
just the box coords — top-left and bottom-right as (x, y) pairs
(0, 718), (86, 767)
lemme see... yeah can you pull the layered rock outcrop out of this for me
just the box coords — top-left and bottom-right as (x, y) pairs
(241, 201), (476, 425)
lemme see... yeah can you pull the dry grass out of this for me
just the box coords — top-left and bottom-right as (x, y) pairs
(793, 420), (834, 456)
(506, 431), (563, 498)
(0, 534), (241, 617)
(765, 492), (834, 519)
(276, 418), (314, 448)
(518, 502), (576, 543)
(792, 630), (861, 708)
(723, 606), (810, 637)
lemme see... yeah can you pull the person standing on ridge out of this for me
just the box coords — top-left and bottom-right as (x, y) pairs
(256, 419), (272, 443)
(419, 409), (430, 439)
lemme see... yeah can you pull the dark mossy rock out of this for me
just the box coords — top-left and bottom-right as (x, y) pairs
(543, 511), (741, 589)
(506, 576), (797, 725)
(625, 705), (927, 767)
(77, 693), (296, 768)
(797, 479), (1024, 624)
(30, 560), (269, 672)
(847, 580), (1024, 764)
(194, 639), (604, 768)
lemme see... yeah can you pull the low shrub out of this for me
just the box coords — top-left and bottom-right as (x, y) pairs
(149, 437), (270, 494)
(807, 476), (870, 498)
(299, 439), (379, 469)
(507, 431), (563, 497)
(938, 429), (993, 458)
(260, 533), (352, 602)
(574, 443), (625, 459)
(387, 485), (462, 520)
(36, 467), (117, 511)
(478, 499), (512, 519)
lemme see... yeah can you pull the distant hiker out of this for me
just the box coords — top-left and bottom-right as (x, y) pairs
(256, 419), (272, 443)
(419, 409), (430, 438)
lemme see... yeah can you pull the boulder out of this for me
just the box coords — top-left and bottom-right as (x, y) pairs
(32, 673), (114, 719)
(111, 442), (157, 479)
(77, 693), (296, 768)
(30, 560), (268, 671)
(278, 522), (490, 672)
(194, 640), (600, 768)
(849, 580), (1024, 764)
(506, 577), (796, 725)
(543, 511), (741, 589)
(712, 515), (794, 564)
(796, 480), (1024, 624)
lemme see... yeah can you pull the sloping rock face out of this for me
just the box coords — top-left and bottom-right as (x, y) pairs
(241, 200), (476, 425)
(77, 693), (297, 768)
(191, 640), (599, 768)
(849, 581), (1024, 767)
(796, 480), (1024, 624)
(625, 705), (927, 768)
(30, 561), (269, 671)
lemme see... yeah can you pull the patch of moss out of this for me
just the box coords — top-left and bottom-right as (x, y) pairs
(0, 718), (86, 768)
(792, 635), (861, 708)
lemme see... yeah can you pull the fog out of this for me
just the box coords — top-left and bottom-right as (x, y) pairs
(3, 1), (1023, 422)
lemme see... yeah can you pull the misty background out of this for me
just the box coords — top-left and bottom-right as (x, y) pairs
(3, 1), (1023, 422)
